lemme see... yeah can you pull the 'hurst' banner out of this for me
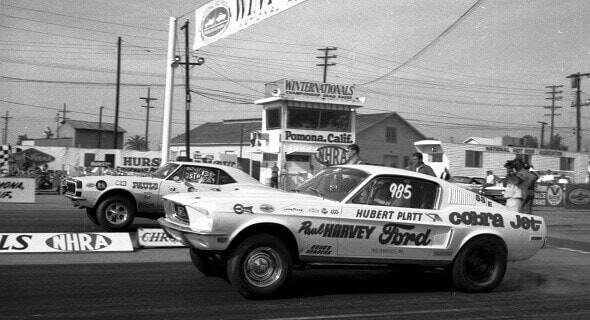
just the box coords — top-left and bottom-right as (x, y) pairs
(194, 0), (308, 50)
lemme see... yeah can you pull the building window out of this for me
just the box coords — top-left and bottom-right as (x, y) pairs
(385, 127), (397, 143)
(465, 150), (482, 168)
(266, 108), (281, 129)
(559, 157), (574, 171)
(430, 153), (443, 162)
(287, 107), (351, 131)
(403, 156), (410, 168)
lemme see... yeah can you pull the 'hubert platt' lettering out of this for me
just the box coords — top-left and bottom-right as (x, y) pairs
(356, 209), (395, 220)
(378, 223), (432, 246)
(298, 221), (375, 239)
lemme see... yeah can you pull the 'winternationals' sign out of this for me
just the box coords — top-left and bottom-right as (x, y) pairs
(193, 0), (309, 50)
(266, 79), (356, 102)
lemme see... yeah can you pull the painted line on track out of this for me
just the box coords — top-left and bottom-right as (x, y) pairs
(259, 307), (487, 320)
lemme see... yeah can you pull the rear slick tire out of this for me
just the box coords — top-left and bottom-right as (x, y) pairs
(451, 236), (507, 292)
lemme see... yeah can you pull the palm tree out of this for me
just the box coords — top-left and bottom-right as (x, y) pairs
(125, 135), (148, 151)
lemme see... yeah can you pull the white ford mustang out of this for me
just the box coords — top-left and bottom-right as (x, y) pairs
(159, 165), (546, 299)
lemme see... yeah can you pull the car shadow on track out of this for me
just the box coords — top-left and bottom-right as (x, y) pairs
(278, 267), (551, 299)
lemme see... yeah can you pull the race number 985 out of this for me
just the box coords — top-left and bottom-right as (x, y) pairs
(389, 183), (412, 199)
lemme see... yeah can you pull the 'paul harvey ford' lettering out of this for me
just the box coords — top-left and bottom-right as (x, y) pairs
(298, 221), (375, 239)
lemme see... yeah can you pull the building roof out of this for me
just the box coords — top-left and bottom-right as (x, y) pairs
(64, 120), (127, 133)
(356, 112), (426, 139)
(172, 113), (426, 145)
(170, 120), (262, 145)
(463, 137), (502, 145)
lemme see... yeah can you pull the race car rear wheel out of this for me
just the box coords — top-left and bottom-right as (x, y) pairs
(451, 236), (507, 292)
(227, 234), (292, 299)
(85, 208), (99, 225)
(189, 248), (226, 277)
(95, 195), (135, 231)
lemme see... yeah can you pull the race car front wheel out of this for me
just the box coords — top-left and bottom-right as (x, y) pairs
(189, 248), (226, 277)
(451, 235), (507, 292)
(95, 195), (135, 231)
(227, 234), (292, 299)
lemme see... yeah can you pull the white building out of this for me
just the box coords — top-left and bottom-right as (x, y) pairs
(415, 140), (589, 183)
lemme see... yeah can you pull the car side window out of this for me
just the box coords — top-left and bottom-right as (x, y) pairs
(218, 169), (236, 184)
(350, 175), (439, 209)
(167, 166), (184, 181)
(183, 166), (217, 184)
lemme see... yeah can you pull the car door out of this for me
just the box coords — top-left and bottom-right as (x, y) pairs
(339, 174), (447, 260)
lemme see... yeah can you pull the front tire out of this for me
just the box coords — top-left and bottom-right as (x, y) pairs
(190, 248), (225, 277)
(95, 195), (135, 231)
(451, 236), (507, 292)
(226, 234), (292, 299)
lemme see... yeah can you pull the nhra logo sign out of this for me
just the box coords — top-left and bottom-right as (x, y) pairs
(45, 233), (112, 251)
(315, 146), (347, 166)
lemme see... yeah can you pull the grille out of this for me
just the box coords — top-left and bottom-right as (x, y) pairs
(66, 181), (77, 195)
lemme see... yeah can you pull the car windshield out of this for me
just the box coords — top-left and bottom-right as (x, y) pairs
(294, 167), (369, 202)
(152, 163), (179, 179)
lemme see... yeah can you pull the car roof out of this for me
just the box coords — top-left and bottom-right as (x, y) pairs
(335, 164), (442, 182)
(168, 161), (260, 184)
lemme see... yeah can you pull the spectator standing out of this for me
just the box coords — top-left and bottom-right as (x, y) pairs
(504, 160), (524, 212)
(344, 144), (364, 165)
(521, 163), (538, 214)
(411, 152), (436, 177)
(484, 170), (496, 187)
(440, 167), (451, 181)
(270, 162), (279, 188)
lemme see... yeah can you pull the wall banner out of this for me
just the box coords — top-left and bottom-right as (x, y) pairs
(137, 228), (185, 248)
(0, 178), (35, 203)
(564, 184), (590, 210)
(0, 233), (133, 253)
(533, 184), (565, 207)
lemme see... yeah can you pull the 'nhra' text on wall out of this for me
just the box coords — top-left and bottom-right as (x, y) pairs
(0, 233), (133, 253)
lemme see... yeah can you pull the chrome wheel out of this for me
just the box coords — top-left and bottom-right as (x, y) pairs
(104, 201), (129, 225)
(243, 247), (283, 288)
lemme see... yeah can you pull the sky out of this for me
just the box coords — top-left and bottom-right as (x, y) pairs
(1, 0), (590, 151)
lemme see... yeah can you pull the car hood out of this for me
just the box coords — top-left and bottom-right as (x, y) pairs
(165, 185), (337, 211)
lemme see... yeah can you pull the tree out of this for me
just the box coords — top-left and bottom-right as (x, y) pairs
(547, 134), (568, 150)
(520, 135), (538, 148)
(125, 135), (148, 151)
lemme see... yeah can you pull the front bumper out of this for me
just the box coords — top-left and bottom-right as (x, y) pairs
(158, 218), (229, 251)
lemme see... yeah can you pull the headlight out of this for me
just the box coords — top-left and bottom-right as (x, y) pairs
(188, 206), (213, 231)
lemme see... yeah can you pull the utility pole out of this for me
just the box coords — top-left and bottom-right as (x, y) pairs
(178, 20), (205, 161)
(140, 88), (157, 151)
(544, 85), (562, 148)
(316, 47), (337, 83)
(54, 112), (60, 138)
(1, 111), (12, 144)
(98, 106), (104, 148)
(161, 17), (178, 165)
(537, 121), (547, 148)
(566, 72), (590, 152)
(181, 21), (191, 160)
(114, 36), (122, 149)
(60, 103), (71, 124)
